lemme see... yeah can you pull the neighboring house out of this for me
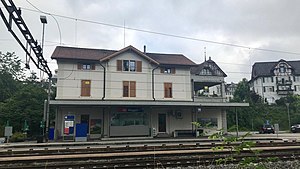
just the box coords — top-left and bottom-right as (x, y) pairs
(225, 82), (238, 102)
(50, 45), (248, 140)
(249, 59), (300, 104)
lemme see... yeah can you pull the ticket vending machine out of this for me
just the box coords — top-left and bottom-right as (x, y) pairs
(63, 115), (75, 141)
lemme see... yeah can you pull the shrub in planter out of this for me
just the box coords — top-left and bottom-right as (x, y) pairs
(10, 132), (25, 142)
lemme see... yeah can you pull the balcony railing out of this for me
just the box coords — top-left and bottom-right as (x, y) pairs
(193, 96), (226, 103)
(276, 80), (292, 86)
(276, 90), (293, 95)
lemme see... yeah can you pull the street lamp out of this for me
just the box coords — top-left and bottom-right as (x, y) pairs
(286, 103), (291, 129)
(40, 15), (47, 53)
(40, 15), (50, 142)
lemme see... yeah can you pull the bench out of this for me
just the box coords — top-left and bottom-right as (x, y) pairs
(173, 129), (203, 137)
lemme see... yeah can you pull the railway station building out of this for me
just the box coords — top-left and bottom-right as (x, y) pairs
(50, 45), (248, 140)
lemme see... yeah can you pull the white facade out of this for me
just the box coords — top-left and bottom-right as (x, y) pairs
(51, 46), (248, 140)
(56, 52), (192, 101)
(250, 60), (300, 104)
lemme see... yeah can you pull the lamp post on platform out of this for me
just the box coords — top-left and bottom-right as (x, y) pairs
(286, 103), (291, 129)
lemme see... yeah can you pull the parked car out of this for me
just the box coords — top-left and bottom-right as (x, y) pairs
(291, 124), (300, 133)
(259, 124), (275, 134)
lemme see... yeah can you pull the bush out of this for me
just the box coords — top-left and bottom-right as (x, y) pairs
(0, 125), (4, 137)
(10, 132), (25, 142)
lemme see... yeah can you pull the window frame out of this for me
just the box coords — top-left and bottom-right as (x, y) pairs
(78, 63), (95, 70)
(117, 60), (142, 72)
(123, 81), (136, 97)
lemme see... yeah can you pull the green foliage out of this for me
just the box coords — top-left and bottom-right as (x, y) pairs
(227, 78), (300, 131)
(0, 52), (24, 80)
(0, 51), (55, 137)
(0, 125), (4, 137)
(10, 132), (25, 142)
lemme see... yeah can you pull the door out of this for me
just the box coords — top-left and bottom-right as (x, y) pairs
(158, 114), (167, 132)
(81, 115), (90, 133)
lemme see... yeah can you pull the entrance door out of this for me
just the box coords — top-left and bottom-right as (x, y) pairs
(81, 115), (90, 133)
(158, 114), (167, 132)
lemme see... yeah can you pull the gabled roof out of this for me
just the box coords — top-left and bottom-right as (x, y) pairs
(51, 46), (115, 61)
(251, 59), (300, 80)
(51, 46), (196, 66)
(99, 45), (159, 64)
(191, 58), (227, 77)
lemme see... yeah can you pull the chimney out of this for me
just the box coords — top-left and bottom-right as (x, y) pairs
(143, 45), (146, 53)
(209, 56), (211, 60)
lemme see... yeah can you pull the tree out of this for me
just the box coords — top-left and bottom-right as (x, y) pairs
(0, 51), (52, 137)
(0, 52), (24, 80)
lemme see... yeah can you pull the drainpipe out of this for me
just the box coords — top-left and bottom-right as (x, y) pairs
(191, 79), (194, 102)
(152, 65), (159, 101)
(99, 62), (106, 100)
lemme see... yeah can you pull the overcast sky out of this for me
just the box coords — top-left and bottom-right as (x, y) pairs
(1, 0), (300, 82)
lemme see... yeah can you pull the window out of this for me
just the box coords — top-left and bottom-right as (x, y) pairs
(279, 65), (286, 73)
(123, 81), (136, 97)
(200, 68), (212, 75)
(161, 67), (175, 74)
(129, 60), (136, 71)
(78, 63), (95, 70)
(123, 60), (129, 71)
(264, 86), (274, 92)
(117, 60), (142, 72)
(111, 112), (148, 126)
(81, 80), (91, 96)
(164, 83), (172, 98)
(197, 118), (218, 128)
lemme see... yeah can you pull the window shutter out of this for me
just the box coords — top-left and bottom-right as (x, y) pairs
(164, 83), (172, 98)
(136, 61), (142, 72)
(123, 81), (129, 97)
(263, 77), (265, 83)
(78, 63), (82, 70)
(81, 80), (91, 96)
(91, 64), (95, 70)
(164, 83), (168, 98)
(130, 81), (136, 97)
(171, 68), (176, 74)
(117, 60), (122, 71)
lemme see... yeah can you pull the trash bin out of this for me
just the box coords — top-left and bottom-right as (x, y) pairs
(36, 135), (44, 143)
(49, 128), (54, 141)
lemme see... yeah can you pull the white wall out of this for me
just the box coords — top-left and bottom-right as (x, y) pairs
(56, 60), (104, 99)
(56, 51), (192, 101)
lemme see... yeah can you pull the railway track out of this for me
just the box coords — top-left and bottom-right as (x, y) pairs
(1, 140), (300, 169)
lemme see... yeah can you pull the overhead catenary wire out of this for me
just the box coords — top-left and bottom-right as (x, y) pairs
(25, 0), (62, 45)
(18, 6), (300, 56)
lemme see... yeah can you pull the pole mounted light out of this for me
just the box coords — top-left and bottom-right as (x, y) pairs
(286, 103), (291, 129)
(40, 15), (47, 54)
(40, 15), (51, 142)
